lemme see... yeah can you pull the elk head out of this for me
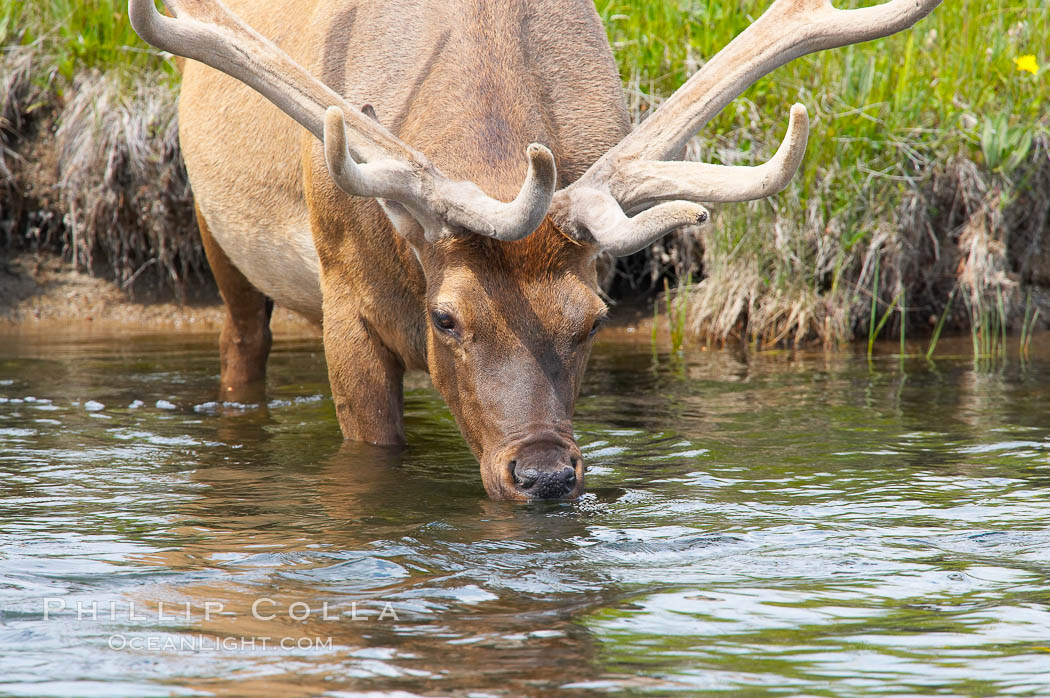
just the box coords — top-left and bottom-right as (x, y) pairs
(131, 0), (940, 500)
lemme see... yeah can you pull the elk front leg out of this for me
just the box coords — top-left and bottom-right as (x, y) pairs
(197, 206), (273, 397)
(322, 308), (406, 445)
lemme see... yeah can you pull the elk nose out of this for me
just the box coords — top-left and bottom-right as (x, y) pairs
(511, 457), (578, 499)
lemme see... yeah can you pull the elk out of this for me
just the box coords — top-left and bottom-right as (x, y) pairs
(130, 0), (940, 500)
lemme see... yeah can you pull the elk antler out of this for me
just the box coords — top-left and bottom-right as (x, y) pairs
(552, 0), (942, 256)
(129, 0), (555, 243)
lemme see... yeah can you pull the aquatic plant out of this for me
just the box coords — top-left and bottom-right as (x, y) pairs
(653, 275), (690, 357)
(925, 287), (955, 360)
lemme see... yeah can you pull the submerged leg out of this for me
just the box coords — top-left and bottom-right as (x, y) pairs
(196, 206), (273, 396)
(322, 302), (406, 445)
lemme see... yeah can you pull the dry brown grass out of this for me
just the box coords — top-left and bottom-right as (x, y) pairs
(54, 69), (205, 297)
(1, 40), (207, 300)
(0, 42), (39, 182)
(670, 124), (1050, 348)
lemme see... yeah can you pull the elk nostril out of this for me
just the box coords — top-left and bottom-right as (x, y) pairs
(556, 466), (577, 487)
(513, 462), (539, 489)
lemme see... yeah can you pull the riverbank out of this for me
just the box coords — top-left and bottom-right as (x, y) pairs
(0, 251), (658, 339)
(2, 0), (1047, 349)
(0, 252), (317, 333)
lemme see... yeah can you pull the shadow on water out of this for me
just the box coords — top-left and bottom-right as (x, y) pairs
(1, 328), (1050, 695)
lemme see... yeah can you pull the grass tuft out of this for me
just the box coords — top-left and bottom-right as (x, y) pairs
(600, 0), (1050, 345)
(0, 0), (202, 296)
(2, 0), (1048, 334)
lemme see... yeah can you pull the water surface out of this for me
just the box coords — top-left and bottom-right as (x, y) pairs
(1, 328), (1049, 696)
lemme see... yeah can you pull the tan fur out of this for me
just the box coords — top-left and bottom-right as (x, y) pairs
(178, 0), (627, 499)
(159, 0), (937, 499)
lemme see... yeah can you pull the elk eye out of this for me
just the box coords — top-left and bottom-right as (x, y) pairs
(431, 309), (458, 336)
(588, 315), (607, 340)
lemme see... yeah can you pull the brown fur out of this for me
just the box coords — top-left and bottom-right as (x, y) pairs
(178, 0), (630, 499)
(196, 206), (272, 399)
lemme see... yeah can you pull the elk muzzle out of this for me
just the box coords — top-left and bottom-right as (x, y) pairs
(485, 429), (585, 501)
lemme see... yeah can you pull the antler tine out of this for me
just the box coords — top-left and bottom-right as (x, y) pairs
(613, 103), (809, 210)
(561, 187), (710, 257)
(324, 108), (557, 242)
(129, 0), (556, 242)
(555, 0), (941, 255)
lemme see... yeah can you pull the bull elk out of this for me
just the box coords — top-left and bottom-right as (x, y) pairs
(129, 0), (940, 500)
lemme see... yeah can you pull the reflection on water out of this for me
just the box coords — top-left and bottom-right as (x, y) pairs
(1, 329), (1050, 696)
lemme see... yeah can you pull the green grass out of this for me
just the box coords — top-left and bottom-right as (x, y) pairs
(599, 0), (1046, 181)
(3, 0), (1048, 345)
(1, 0), (171, 83)
(599, 0), (1049, 346)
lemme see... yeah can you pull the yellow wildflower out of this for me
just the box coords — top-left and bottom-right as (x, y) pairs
(1014, 54), (1039, 75)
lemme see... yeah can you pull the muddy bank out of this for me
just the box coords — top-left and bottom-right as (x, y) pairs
(2, 54), (205, 299)
(0, 252), (666, 341)
(0, 252), (317, 334)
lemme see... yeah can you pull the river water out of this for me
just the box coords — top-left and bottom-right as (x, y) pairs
(1, 328), (1049, 696)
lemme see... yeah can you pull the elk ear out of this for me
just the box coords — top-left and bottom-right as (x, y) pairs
(322, 106), (427, 247)
(378, 200), (426, 249)
(348, 105), (427, 247)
